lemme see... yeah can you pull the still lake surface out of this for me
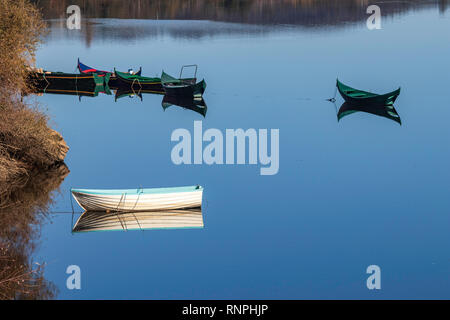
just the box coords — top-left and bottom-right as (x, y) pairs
(32, 3), (450, 299)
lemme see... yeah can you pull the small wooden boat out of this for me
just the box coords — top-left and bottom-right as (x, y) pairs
(71, 185), (203, 212)
(72, 208), (203, 233)
(77, 59), (114, 76)
(337, 102), (401, 125)
(162, 95), (207, 117)
(114, 69), (163, 91)
(161, 65), (206, 97)
(28, 70), (108, 95)
(77, 59), (142, 87)
(28, 70), (105, 84)
(336, 79), (400, 105)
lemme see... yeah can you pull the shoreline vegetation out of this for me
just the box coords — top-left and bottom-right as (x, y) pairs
(0, 0), (68, 299)
(0, 0), (69, 190)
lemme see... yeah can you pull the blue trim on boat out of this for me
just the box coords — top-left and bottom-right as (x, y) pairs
(71, 185), (203, 195)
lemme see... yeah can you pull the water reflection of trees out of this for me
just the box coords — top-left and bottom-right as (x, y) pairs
(439, 0), (449, 12)
(35, 0), (447, 25)
(34, 0), (448, 45)
(0, 164), (68, 299)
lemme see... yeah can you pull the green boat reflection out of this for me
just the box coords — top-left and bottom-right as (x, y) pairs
(337, 102), (402, 125)
(114, 86), (164, 101)
(162, 95), (207, 117)
(28, 71), (111, 98)
(113, 87), (207, 117)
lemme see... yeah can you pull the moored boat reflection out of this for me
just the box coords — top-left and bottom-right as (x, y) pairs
(337, 102), (402, 125)
(114, 87), (164, 101)
(162, 95), (207, 117)
(28, 70), (111, 98)
(72, 208), (204, 233)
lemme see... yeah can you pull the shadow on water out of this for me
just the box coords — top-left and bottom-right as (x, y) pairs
(72, 208), (204, 233)
(336, 102), (402, 125)
(29, 72), (110, 98)
(162, 95), (207, 118)
(0, 163), (69, 299)
(29, 76), (208, 117)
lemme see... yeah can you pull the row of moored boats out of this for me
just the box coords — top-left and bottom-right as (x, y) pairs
(28, 59), (207, 99)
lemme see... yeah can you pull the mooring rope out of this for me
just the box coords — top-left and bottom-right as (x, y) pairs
(327, 85), (337, 103)
(48, 211), (83, 214)
(69, 190), (75, 214)
(131, 211), (143, 232)
(131, 188), (142, 211)
(115, 193), (127, 230)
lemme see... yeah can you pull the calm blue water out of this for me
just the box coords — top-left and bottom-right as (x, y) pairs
(33, 7), (450, 299)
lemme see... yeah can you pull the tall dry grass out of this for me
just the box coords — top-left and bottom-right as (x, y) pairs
(0, 0), (67, 299)
(0, 0), (46, 93)
(0, 0), (67, 189)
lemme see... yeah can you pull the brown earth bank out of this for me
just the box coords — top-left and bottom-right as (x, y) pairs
(0, 103), (69, 191)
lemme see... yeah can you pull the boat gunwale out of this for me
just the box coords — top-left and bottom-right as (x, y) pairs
(71, 185), (203, 196)
(114, 69), (161, 84)
(336, 79), (401, 101)
(161, 71), (199, 86)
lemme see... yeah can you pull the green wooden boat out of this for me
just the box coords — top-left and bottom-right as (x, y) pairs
(161, 65), (206, 97)
(161, 71), (206, 97)
(337, 102), (401, 125)
(336, 79), (400, 105)
(114, 69), (162, 90)
(28, 71), (106, 86)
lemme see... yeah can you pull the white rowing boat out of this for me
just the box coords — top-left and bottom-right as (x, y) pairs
(72, 208), (204, 233)
(71, 185), (203, 212)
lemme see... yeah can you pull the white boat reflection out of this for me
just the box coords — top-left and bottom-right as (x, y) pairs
(72, 208), (203, 233)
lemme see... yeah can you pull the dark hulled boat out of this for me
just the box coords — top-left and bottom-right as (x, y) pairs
(77, 59), (142, 88)
(336, 79), (400, 105)
(114, 69), (163, 92)
(28, 71), (105, 85)
(161, 66), (206, 98)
